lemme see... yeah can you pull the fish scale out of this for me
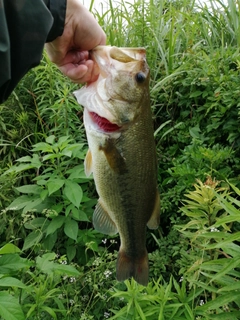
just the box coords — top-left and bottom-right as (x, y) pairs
(74, 46), (160, 285)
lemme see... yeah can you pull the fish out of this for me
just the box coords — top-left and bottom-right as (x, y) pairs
(74, 46), (160, 286)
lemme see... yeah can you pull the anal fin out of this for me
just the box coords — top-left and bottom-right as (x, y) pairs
(93, 200), (118, 235)
(147, 191), (160, 229)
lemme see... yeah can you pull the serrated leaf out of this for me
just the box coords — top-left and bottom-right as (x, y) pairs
(63, 181), (83, 208)
(22, 230), (43, 251)
(47, 179), (65, 196)
(64, 218), (78, 240)
(0, 292), (25, 320)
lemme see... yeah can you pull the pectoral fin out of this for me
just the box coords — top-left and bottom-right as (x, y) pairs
(147, 192), (160, 229)
(99, 138), (127, 174)
(93, 200), (118, 235)
(84, 149), (93, 177)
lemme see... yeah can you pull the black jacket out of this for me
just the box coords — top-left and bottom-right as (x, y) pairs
(0, 0), (66, 103)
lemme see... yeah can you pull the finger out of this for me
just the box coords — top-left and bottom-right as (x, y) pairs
(59, 60), (99, 83)
(60, 50), (90, 65)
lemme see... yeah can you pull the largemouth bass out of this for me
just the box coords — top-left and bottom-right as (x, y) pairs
(74, 46), (160, 286)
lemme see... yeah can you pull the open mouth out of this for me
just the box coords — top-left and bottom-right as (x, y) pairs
(89, 112), (121, 132)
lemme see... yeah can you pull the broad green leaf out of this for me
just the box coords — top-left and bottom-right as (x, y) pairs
(0, 255), (31, 274)
(0, 244), (21, 255)
(0, 292), (25, 320)
(190, 90), (202, 98)
(43, 232), (57, 251)
(0, 277), (27, 289)
(42, 153), (60, 161)
(67, 246), (76, 262)
(47, 179), (65, 196)
(46, 135), (56, 144)
(61, 149), (72, 157)
(64, 218), (78, 240)
(72, 208), (89, 222)
(40, 189), (48, 200)
(22, 230), (43, 251)
(15, 155), (32, 162)
(36, 253), (80, 276)
(51, 263), (80, 276)
(36, 254), (56, 274)
(66, 165), (88, 180)
(32, 142), (53, 152)
(22, 197), (44, 214)
(24, 217), (48, 230)
(7, 195), (35, 211)
(15, 185), (42, 194)
(46, 216), (66, 236)
(63, 180), (83, 208)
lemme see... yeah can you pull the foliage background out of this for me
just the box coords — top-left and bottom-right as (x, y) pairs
(1, 0), (240, 319)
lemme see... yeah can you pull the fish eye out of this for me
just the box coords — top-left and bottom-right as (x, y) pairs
(135, 72), (146, 83)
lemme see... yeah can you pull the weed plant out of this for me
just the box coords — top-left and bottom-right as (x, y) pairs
(1, 0), (240, 318)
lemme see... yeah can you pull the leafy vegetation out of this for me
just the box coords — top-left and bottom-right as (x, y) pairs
(1, 0), (240, 318)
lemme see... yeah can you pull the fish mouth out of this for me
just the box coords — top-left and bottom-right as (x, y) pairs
(89, 111), (121, 133)
(90, 46), (146, 77)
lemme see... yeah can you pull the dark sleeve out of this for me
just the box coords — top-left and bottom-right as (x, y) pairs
(0, 0), (66, 103)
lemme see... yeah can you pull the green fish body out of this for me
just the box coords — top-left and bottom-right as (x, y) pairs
(74, 46), (160, 286)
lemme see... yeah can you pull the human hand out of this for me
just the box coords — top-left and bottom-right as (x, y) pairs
(45, 0), (106, 83)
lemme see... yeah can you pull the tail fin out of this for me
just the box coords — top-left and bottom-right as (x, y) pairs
(116, 249), (149, 286)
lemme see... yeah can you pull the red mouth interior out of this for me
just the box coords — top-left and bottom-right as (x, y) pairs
(90, 112), (120, 132)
